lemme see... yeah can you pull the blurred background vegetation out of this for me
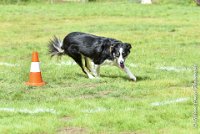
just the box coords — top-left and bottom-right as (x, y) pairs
(0, 0), (197, 5)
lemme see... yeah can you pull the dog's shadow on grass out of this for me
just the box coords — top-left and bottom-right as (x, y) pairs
(77, 74), (150, 82)
(136, 76), (151, 81)
(97, 75), (151, 82)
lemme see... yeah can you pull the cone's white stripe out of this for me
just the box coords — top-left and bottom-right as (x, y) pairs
(30, 62), (41, 72)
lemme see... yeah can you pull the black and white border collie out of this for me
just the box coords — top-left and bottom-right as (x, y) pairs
(49, 32), (136, 81)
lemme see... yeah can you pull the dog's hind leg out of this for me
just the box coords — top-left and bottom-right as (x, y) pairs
(80, 55), (95, 79)
(70, 54), (94, 79)
(91, 61), (100, 78)
(67, 48), (94, 79)
(71, 54), (94, 79)
(85, 58), (101, 78)
(75, 57), (94, 79)
(85, 57), (92, 72)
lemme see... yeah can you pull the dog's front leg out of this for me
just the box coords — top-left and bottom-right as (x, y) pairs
(123, 66), (136, 81)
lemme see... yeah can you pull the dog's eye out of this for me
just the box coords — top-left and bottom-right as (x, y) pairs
(122, 52), (128, 57)
(115, 52), (120, 57)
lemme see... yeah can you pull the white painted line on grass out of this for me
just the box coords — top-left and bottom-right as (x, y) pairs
(82, 107), (135, 113)
(151, 97), (190, 107)
(53, 61), (76, 66)
(157, 66), (191, 72)
(0, 62), (19, 67)
(0, 108), (57, 114)
(51, 61), (192, 73)
(82, 107), (107, 113)
(128, 64), (191, 72)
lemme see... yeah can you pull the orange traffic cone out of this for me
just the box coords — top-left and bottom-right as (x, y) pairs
(26, 52), (46, 86)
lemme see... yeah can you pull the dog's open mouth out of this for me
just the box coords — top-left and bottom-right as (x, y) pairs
(120, 63), (125, 69)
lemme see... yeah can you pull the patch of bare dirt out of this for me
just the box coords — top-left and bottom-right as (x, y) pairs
(57, 127), (87, 134)
(66, 83), (101, 89)
(98, 90), (113, 96)
(79, 90), (113, 99)
(60, 116), (73, 122)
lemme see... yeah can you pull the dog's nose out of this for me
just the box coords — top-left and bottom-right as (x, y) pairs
(120, 61), (124, 64)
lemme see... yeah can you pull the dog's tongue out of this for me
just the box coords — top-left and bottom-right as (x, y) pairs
(120, 63), (125, 69)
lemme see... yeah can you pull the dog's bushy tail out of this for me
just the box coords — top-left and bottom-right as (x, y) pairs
(48, 36), (65, 57)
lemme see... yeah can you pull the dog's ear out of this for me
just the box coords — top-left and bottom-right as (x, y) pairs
(125, 43), (132, 50)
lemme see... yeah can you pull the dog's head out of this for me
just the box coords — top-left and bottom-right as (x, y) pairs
(111, 43), (132, 69)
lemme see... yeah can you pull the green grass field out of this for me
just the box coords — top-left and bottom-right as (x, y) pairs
(0, 2), (200, 134)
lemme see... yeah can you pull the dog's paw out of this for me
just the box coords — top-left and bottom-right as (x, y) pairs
(130, 76), (136, 82)
(89, 76), (95, 79)
(88, 74), (95, 79)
